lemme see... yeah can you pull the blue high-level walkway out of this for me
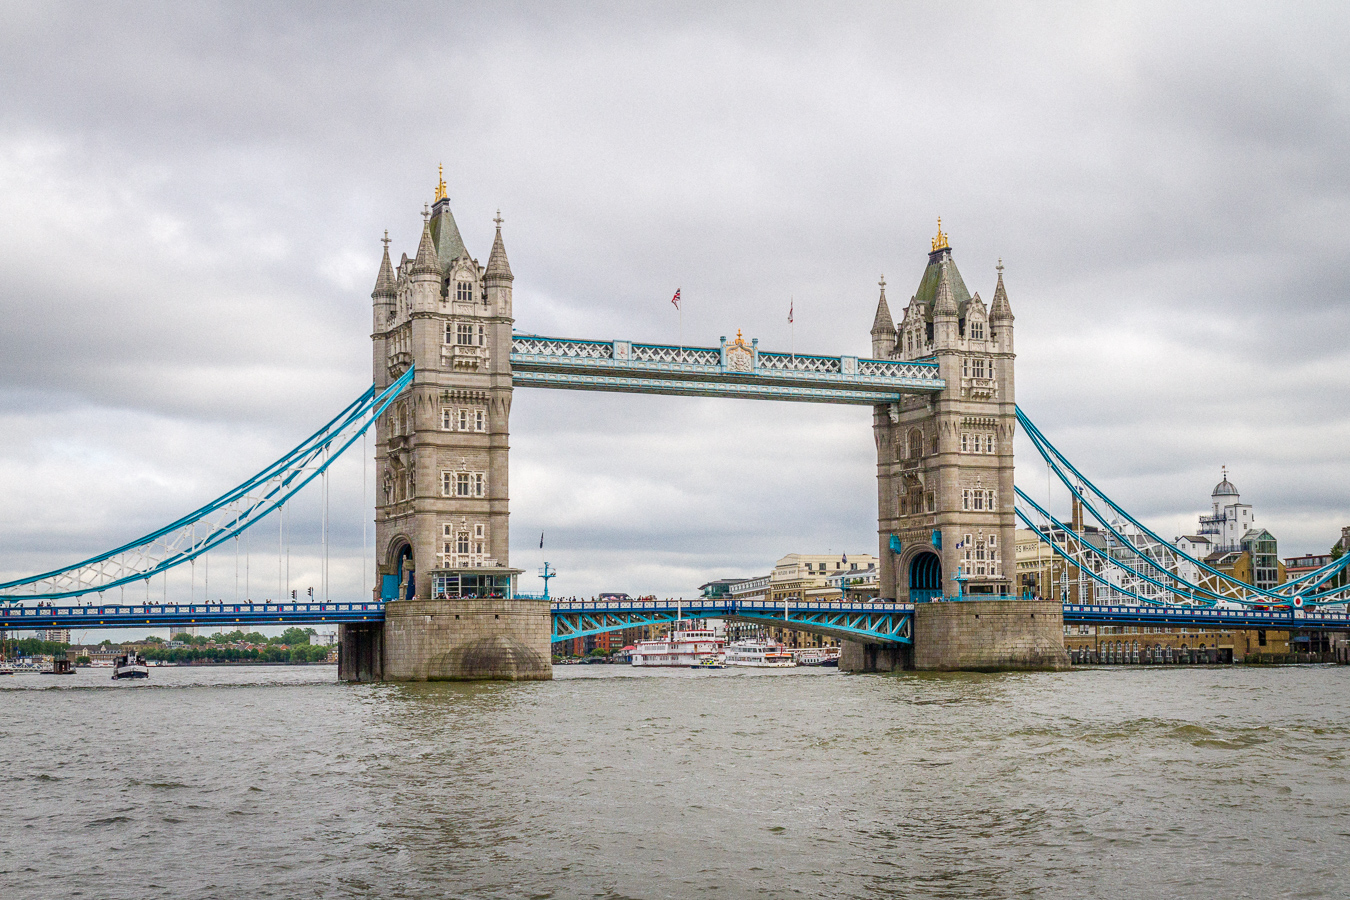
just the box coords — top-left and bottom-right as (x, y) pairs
(510, 334), (944, 403)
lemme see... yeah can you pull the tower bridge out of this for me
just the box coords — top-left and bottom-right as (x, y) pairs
(5, 184), (1349, 679)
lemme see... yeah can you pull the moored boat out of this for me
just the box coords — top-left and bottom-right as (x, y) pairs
(630, 627), (723, 667)
(724, 639), (795, 668)
(794, 647), (841, 667)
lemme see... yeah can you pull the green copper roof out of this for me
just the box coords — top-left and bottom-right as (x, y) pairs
(913, 247), (972, 319)
(429, 198), (468, 270)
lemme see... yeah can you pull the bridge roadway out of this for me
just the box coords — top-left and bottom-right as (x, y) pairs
(549, 598), (915, 644)
(0, 601), (384, 632)
(5, 599), (1348, 642)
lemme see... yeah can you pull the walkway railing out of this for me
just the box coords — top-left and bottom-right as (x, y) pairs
(510, 334), (944, 404)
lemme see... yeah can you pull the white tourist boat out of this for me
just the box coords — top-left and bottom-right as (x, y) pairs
(724, 639), (795, 668)
(111, 651), (150, 680)
(629, 627), (724, 667)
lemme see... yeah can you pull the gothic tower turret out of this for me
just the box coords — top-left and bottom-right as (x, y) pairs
(989, 259), (1014, 355)
(870, 276), (896, 358)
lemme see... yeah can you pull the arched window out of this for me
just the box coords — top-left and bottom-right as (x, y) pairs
(909, 429), (923, 459)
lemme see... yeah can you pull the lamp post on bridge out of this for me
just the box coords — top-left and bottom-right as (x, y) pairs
(538, 563), (556, 602)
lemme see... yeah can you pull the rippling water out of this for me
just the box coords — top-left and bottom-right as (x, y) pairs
(3, 663), (1349, 899)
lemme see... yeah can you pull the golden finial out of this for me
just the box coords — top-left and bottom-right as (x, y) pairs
(732, 328), (750, 348)
(931, 217), (949, 252)
(435, 164), (447, 202)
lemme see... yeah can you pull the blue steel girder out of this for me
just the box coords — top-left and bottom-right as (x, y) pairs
(1063, 603), (1350, 632)
(552, 608), (724, 642)
(0, 601), (385, 631)
(550, 599), (913, 644)
(510, 335), (944, 405)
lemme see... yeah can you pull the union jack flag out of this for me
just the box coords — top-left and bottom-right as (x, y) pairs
(671, 288), (681, 310)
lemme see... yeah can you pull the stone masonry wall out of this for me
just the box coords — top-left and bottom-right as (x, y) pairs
(915, 599), (1070, 671)
(382, 598), (552, 681)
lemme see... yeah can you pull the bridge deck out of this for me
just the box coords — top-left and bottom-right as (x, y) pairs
(1, 601), (384, 630)
(1063, 603), (1350, 631)
(7, 599), (1344, 637)
(510, 335), (944, 403)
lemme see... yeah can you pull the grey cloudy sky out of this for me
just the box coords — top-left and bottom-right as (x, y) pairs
(2, 2), (1348, 614)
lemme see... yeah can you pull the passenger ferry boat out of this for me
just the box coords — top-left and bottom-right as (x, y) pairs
(629, 627), (724, 667)
(111, 651), (150, 680)
(794, 647), (841, 667)
(724, 639), (795, 668)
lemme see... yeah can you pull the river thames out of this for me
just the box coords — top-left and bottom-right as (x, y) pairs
(3, 664), (1348, 899)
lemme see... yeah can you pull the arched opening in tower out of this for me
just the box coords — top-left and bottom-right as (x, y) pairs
(909, 551), (941, 602)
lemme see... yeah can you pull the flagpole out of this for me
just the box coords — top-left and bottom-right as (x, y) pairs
(790, 295), (795, 360)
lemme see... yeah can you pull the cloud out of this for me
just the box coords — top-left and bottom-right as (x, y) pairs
(1, 2), (1348, 611)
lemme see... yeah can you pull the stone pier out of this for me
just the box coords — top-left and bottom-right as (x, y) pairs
(381, 598), (550, 680)
(914, 599), (1070, 671)
(839, 639), (913, 673)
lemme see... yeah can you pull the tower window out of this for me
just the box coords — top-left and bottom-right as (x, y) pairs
(961, 434), (969, 452)
(457, 532), (470, 554)
(457, 323), (474, 345)
(441, 408), (452, 430)
(458, 409), (469, 430)
(475, 409), (486, 432)
(456, 281), (473, 303)
(971, 321), (984, 340)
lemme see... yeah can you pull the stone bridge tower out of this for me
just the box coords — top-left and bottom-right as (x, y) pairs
(340, 174), (550, 682)
(870, 221), (1017, 604)
(857, 222), (1068, 672)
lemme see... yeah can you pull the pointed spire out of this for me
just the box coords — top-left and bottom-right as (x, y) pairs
(372, 229), (396, 297)
(989, 257), (1013, 321)
(933, 259), (958, 317)
(485, 210), (513, 284)
(870, 274), (894, 333)
(410, 211), (440, 277)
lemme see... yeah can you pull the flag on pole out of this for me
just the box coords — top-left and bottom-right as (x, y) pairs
(539, 531), (544, 549)
(671, 288), (681, 310)
(788, 298), (793, 323)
